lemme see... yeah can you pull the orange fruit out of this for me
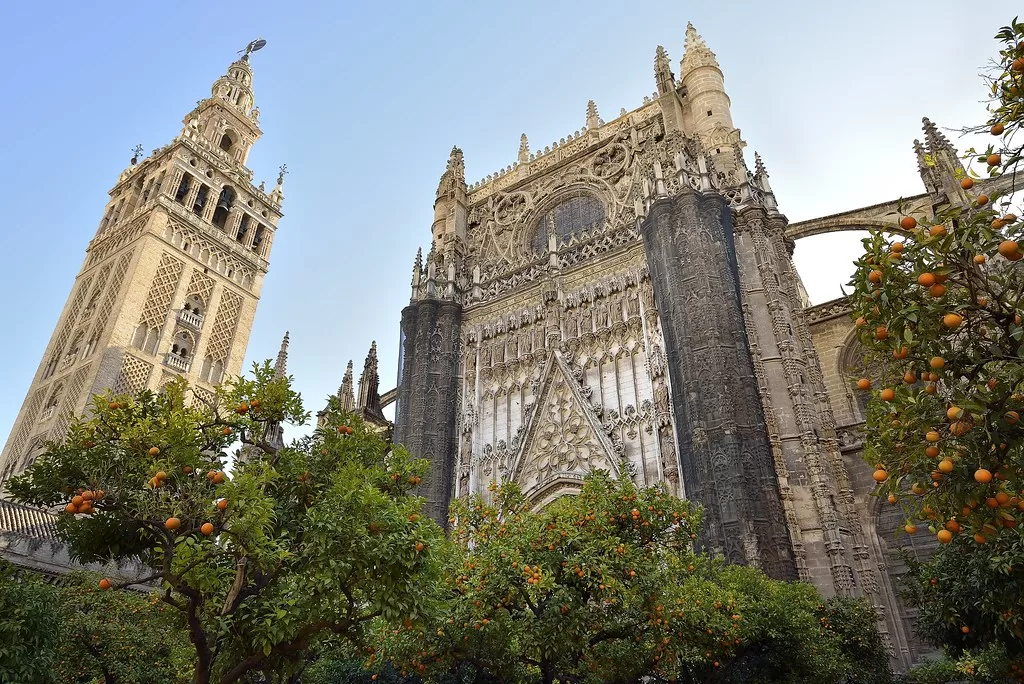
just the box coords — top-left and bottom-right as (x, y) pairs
(961, 625), (971, 634)
(930, 225), (947, 237)
(887, 493), (898, 504)
(99, 578), (111, 590)
(939, 459), (955, 473)
(251, 399), (261, 408)
(945, 519), (961, 533)
(937, 529), (953, 543)
(893, 346), (909, 359)
(904, 371), (917, 384)
(999, 240), (1020, 258)
(974, 469), (993, 484)
(904, 524), (917, 534)
(942, 313), (963, 328)
(155, 471), (167, 481)
(991, 122), (1005, 135)
(213, 472), (225, 484)
(929, 357), (946, 369)
(201, 522), (214, 536)
(950, 421), (972, 436)
(165, 517), (181, 530)
(222, 426), (232, 435)
(987, 153), (1002, 167)
(917, 272), (936, 286)
(65, 503), (78, 513)
(872, 469), (889, 483)
(912, 484), (927, 496)
(71, 495), (84, 506)
(1012, 58), (1024, 71)
(977, 195), (989, 206)
(856, 378), (872, 390)
(900, 216), (918, 230)
(974, 533), (987, 544)
(148, 447), (160, 456)
(855, 316), (867, 327)
(925, 431), (941, 443)
(929, 284), (946, 297)
(1006, 411), (1020, 425)
(993, 218), (1008, 230)
(947, 407), (964, 421)
(416, 542), (425, 552)
(217, 499), (228, 511)
(868, 270), (883, 283)
(880, 388), (896, 401)
(925, 446), (940, 458)
(875, 326), (888, 340)
(961, 177), (975, 189)
(974, 254), (987, 264)
(891, 241), (904, 252)
(925, 383), (937, 394)
(236, 402), (249, 414)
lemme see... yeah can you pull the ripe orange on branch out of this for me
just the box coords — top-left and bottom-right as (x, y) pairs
(917, 273), (936, 286)
(856, 378), (872, 390)
(899, 216), (918, 230)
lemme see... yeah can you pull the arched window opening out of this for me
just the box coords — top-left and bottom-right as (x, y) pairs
(42, 356), (58, 380)
(172, 331), (194, 359)
(212, 186), (235, 229)
(219, 132), (236, 153)
(236, 214), (250, 243)
(42, 384), (63, 420)
(192, 184), (209, 216)
(183, 294), (204, 318)
(175, 174), (193, 203)
(532, 193), (605, 253)
(251, 225), (264, 253)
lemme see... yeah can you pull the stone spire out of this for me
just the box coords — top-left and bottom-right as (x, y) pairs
(586, 100), (601, 129)
(357, 342), (379, 410)
(435, 146), (466, 201)
(754, 152), (768, 177)
(339, 360), (355, 412)
(273, 331), (289, 378)
(919, 117), (969, 206)
(518, 134), (530, 163)
(680, 22), (720, 77)
(654, 45), (676, 95)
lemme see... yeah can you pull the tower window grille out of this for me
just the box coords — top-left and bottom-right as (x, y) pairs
(175, 174), (193, 203)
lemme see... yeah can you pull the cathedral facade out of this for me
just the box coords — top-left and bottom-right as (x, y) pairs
(0, 51), (285, 488)
(391, 25), (1016, 668)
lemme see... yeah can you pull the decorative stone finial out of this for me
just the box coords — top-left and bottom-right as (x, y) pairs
(130, 144), (143, 166)
(518, 134), (530, 163)
(339, 360), (355, 412)
(436, 146), (466, 200)
(276, 163), (288, 187)
(680, 22), (719, 76)
(654, 45), (676, 95)
(586, 100), (601, 129)
(754, 152), (768, 177)
(273, 331), (289, 378)
(913, 139), (930, 171)
(921, 117), (953, 153)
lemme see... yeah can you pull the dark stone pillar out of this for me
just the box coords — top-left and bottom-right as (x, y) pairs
(639, 190), (796, 580)
(394, 299), (462, 525)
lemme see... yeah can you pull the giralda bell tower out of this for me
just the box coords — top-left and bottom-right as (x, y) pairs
(0, 42), (284, 487)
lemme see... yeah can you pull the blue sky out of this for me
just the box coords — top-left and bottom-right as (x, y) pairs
(0, 1), (1011, 441)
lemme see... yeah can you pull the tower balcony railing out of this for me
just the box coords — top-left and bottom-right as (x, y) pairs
(164, 353), (191, 373)
(177, 308), (204, 329)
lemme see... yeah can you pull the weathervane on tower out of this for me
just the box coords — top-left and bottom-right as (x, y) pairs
(239, 38), (267, 60)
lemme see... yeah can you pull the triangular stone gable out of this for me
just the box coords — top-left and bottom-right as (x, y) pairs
(510, 352), (619, 500)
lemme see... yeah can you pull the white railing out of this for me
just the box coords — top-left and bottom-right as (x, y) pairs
(177, 309), (204, 329)
(164, 354), (190, 373)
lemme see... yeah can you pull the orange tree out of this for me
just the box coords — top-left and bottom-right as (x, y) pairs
(375, 471), (889, 684)
(848, 17), (1024, 658)
(52, 571), (193, 683)
(7, 363), (443, 684)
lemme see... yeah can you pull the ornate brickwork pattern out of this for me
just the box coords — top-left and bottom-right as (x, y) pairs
(112, 354), (153, 396)
(185, 268), (215, 306)
(92, 251), (133, 339)
(50, 275), (94, 359)
(138, 253), (185, 328)
(2, 389), (47, 475)
(205, 290), (242, 362)
(51, 363), (93, 440)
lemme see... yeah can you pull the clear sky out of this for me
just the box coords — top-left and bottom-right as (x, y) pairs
(0, 0), (1011, 442)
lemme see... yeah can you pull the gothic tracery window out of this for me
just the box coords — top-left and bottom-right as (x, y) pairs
(532, 193), (605, 253)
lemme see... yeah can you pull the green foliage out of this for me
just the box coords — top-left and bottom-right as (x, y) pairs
(907, 643), (1019, 683)
(848, 16), (1024, 678)
(8, 362), (443, 684)
(53, 572), (193, 683)
(376, 472), (891, 684)
(0, 561), (60, 683)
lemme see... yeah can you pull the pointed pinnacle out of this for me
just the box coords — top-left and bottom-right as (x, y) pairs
(921, 117), (951, 151)
(586, 100), (600, 129)
(754, 152), (768, 177)
(518, 133), (530, 162)
(273, 331), (290, 377)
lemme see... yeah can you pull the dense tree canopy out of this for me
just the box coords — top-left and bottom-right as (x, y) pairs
(7, 363), (443, 684)
(849, 16), (1024, 680)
